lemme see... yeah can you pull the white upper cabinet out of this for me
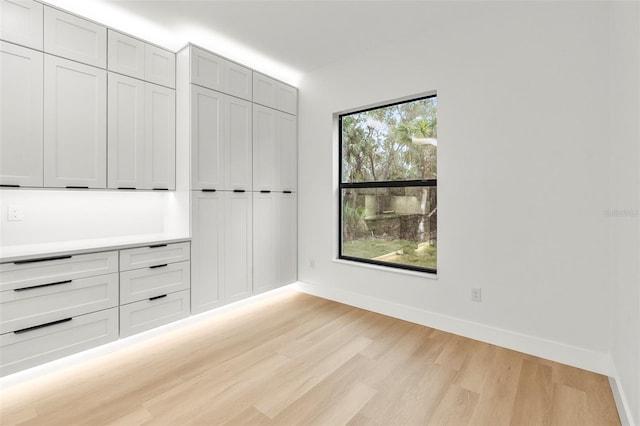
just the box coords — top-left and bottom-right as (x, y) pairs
(190, 46), (251, 101)
(44, 6), (106, 68)
(107, 30), (145, 80)
(253, 72), (297, 115)
(0, 0), (43, 50)
(0, 42), (43, 187)
(191, 85), (251, 191)
(225, 96), (252, 191)
(108, 30), (175, 88)
(145, 83), (176, 190)
(145, 44), (175, 88)
(191, 85), (224, 190)
(253, 104), (297, 192)
(107, 73), (145, 189)
(44, 55), (106, 188)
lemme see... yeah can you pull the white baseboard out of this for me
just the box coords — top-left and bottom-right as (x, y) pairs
(609, 362), (636, 426)
(294, 281), (612, 376)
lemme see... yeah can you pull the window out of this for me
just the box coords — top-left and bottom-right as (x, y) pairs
(339, 94), (437, 273)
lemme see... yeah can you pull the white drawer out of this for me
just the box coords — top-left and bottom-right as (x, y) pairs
(0, 251), (118, 292)
(119, 242), (190, 271)
(120, 261), (190, 304)
(119, 290), (189, 338)
(0, 273), (118, 334)
(0, 307), (118, 377)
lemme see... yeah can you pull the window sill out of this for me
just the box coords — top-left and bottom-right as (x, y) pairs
(332, 258), (438, 280)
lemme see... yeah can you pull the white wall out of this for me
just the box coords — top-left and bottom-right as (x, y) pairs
(298, 1), (614, 373)
(609, 2), (640, 424)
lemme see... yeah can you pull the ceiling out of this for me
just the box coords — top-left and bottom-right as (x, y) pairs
(45, 0), (440, 85)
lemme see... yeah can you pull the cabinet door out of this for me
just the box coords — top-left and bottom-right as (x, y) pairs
(191, 85), (224, 190)
(108, 73), (145, 189)
(191, 46), (224, 92)
(0, 42), (43, 187)
(253, 72), (277, 109)
(145, 44), (175, 89)
(277, 192), (297, 286)
(224, 191), (252, 302)
(44, 6), (106, 68)
(225, 96), (252, 191)
(253, 192), (277, 294)
(107, 30), (145, 80)
(44, 55), (106, 188)
(276, 83), (298, 115)
(191, 191), (224, 313)
(145, 83), (175, 190)
(277, 112), (297, 192)
(226, 61), (252, 101)
(0, 0), (43, 50)
(252, 104), (277, 191)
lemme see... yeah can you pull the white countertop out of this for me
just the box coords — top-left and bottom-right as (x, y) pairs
(0, 234), (191, 263)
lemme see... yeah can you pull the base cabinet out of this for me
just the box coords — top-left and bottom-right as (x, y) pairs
(119, 290), (190, 338)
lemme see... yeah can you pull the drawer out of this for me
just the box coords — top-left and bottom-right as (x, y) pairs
(120, 261), (190, 304)
(0, 308), (118, 377)
(0, 273), (118, 334)
(0, 251), (118, 292)
(120, 290), (189, 338)
(119, 242), (190, 271)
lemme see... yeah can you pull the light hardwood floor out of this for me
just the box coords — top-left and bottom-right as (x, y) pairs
(0, 289), (620, 426)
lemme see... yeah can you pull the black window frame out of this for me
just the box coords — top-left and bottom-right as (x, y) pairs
(338, 94), (438, 274)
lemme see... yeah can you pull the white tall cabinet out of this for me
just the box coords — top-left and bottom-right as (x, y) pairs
(0, 42), (43, 187)
(181, 44), (297, 314)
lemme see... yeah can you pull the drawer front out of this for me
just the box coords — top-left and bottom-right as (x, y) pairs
(0, 308), (118, 377)
(119, 242), (190, 271)
(0, 273), (118, 334)
(0, 251), (118, 292)
(120, 290), (189, 338)
(120, 261), (190, 304)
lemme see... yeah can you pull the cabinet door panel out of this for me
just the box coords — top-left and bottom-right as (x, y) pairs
(145, 83), (175, 190)
(0, 0), (43, 50)
(252, 104), (277, 191)
(226, 62), (252, 101)
(44, 55), (106, 188)
(277, 112), (297, 192)
(253, 193), (277, 294)
(225, 96), (252, 191)
(191, 191), (224, 313)
(44, 6), (106, 68)
(191, 46), (224, 92)
(253, 72), (277, 109)
(0, 42), (43, 187)
(108, 73), (145, 189)
(145, 44), (175, 88)
(107, 30), (145, 80)
(276, 83), (298, 115)
(224, 192), (252, 302)
(277, 192), (297, 286)
(191, 85), (224, 190)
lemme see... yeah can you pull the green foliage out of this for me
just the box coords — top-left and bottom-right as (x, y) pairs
(342, 238), (437, 270)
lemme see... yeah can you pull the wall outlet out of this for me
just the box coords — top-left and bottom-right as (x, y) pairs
(471, 288), (482, 302)
(7, 205), (25, 221)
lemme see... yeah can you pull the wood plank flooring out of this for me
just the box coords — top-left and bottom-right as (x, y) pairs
(0, 289), (620, 426)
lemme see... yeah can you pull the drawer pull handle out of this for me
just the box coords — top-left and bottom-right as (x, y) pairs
(0, 184), (20, 187)
(118, 187), (136, 190)
(260, 190), (271, 194)
(14, 318), (72, 334)
(153, 188), (169, 191)
(65, 186), (89, 189)
(149, 294), (167, 301)
(202, 189), (216, 192)
(149, 244), (167, 248)
(233, 189), (246, 193)
(150, 264), (168, 269)
(14, 280), (73, 292)
(283, 190), (293, 194)
(14, 255), (72, 265)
